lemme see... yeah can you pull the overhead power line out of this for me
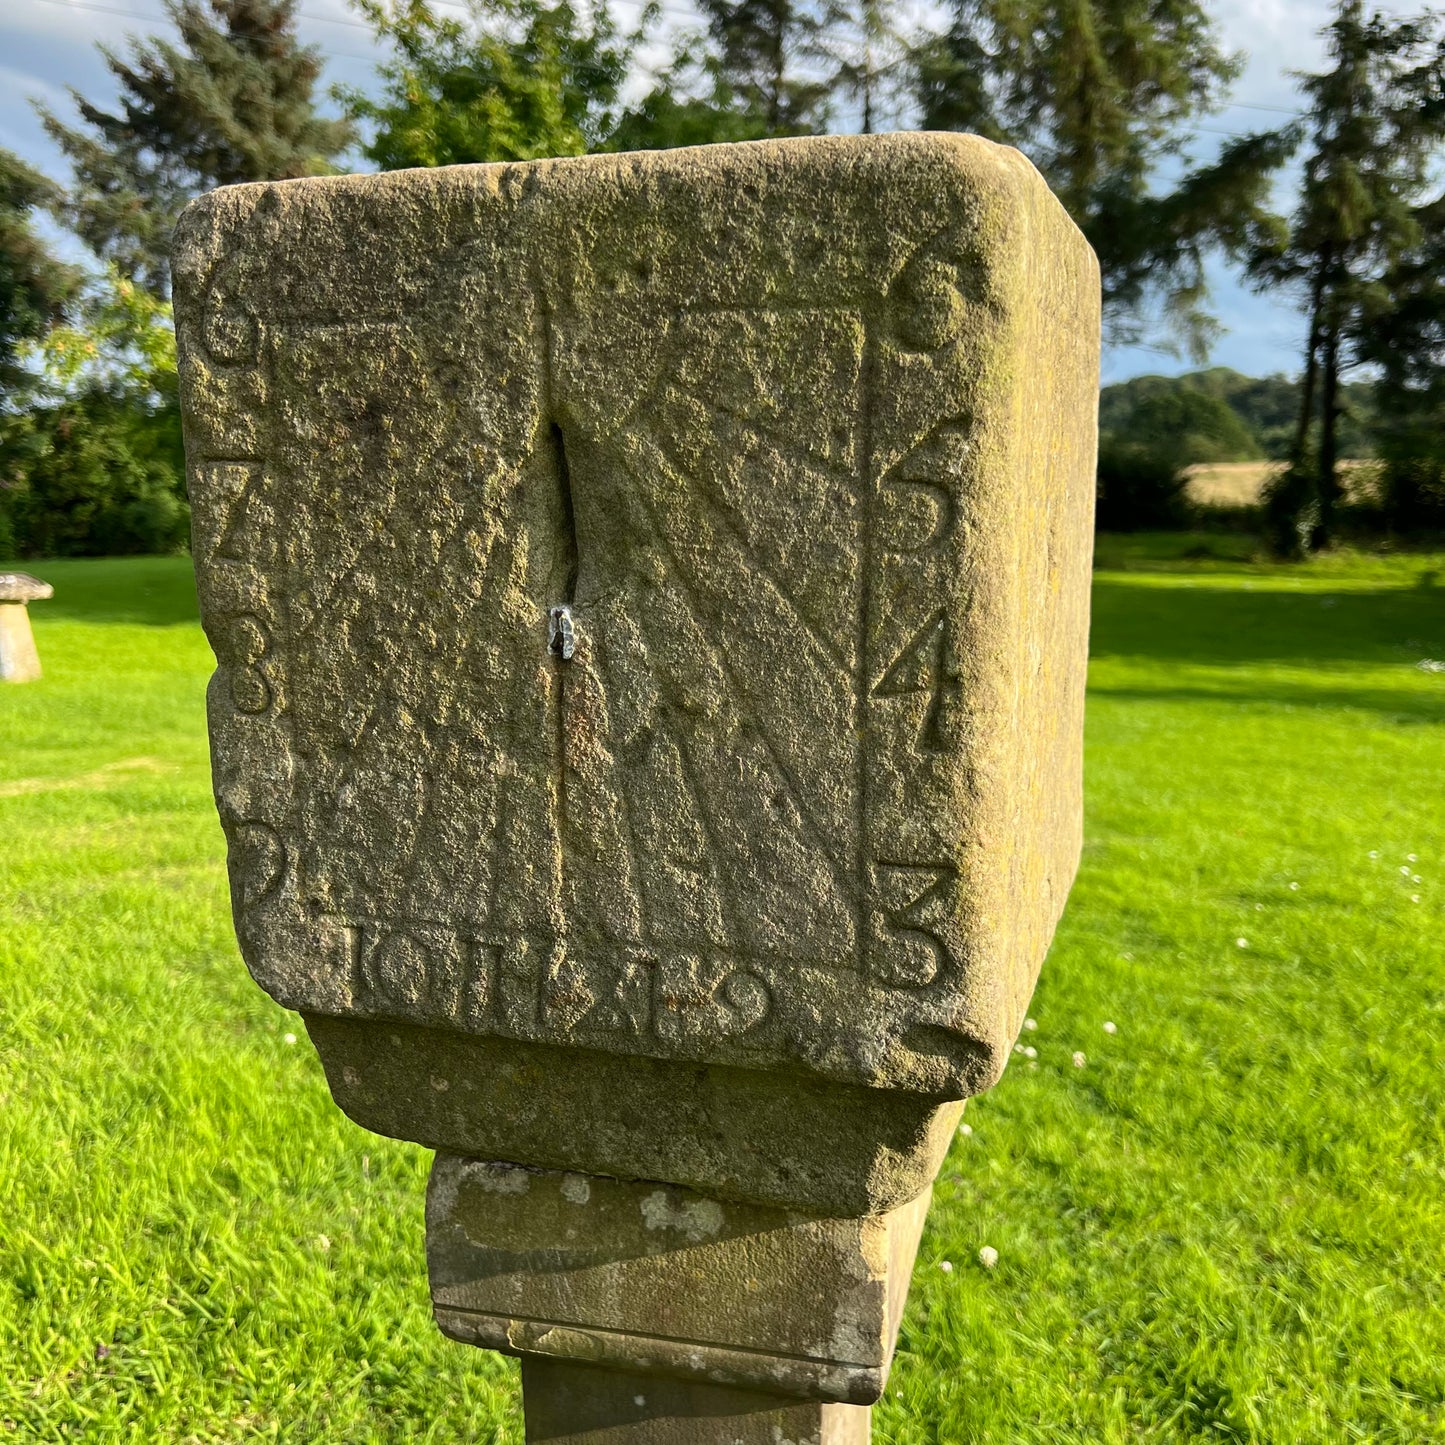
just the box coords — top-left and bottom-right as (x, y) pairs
(23, 0), (1306, 129)
(24, 0), (706, 33)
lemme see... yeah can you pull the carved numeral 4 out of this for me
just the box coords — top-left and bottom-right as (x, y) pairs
(872, 610), (958, 751)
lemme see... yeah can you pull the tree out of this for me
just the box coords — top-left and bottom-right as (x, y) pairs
(0, 150), (80, 399)
(692, 0), (838, 135)
(340, 0), (632, 168)
(0, 268), (186, 558)
(39, 0), (354, 294)
(912, 0), (1292, 356)
(827, 0), (912, 133)
(1249, 0), (1445, 553)
(608, 47), (776, 152)
(1360, 193), (1445, 530)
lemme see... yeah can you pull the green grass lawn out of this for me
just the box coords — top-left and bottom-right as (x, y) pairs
(2, 543), (1442, 1442)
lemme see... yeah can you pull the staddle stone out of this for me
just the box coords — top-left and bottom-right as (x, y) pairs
(0, 572), (53, 683)
(174, 132), (1098, 1218)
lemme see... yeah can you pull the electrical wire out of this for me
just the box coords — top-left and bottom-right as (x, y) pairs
(19, 0), (1309, 132)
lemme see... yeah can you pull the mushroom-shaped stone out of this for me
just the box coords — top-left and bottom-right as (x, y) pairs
(0, 572), (54, 683)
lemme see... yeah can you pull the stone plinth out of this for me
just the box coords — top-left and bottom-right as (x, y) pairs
(175, 132), (1100, 1442)
(0, 573), (53, 683)
(427, 1155), (929, 1404)
(519, 1359), (870, 1445)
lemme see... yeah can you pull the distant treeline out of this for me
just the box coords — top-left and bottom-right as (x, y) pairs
(2, 0), (1442, 556)
(1099, 369), (1379, 466)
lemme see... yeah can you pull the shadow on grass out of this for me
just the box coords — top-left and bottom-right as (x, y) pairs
(10, 557), (199, 628)
(1091, 579), (1445, 670)
(1090, 682), (1445, 724)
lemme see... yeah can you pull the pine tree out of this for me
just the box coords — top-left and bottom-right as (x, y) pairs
(828, 0), (911, 133)
(694, 0), (837, 134)
(39, 0), (354, 293)
(1250, 0), (1445, 553)
(0, 150), (81, 398)
(1358, 194), (1445, 531)
(912, 0), (1292, 356)
(339, 0), (631, 169)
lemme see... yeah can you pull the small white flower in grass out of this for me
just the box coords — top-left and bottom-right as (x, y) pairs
(1255, 903), (1265, 911)
(1413, 874), (1422, 884)
(978, 1246), (999, 1269)
(1023, 1018), (1038, 1032)
(1289, 882), (1299, 891)
(1072, 1051), (1087, 1068)
(958, 1123), (973, 1138)
(1411, 894), (1421, 904)
(1122, 952), (1134, 961)
(939, 1259), (954, 1273)
(283, 1032), (298, 1045)
(1013, 1042), (1024, 1055)
(1236, 937), (1249, 949)
(316, 1235), (331, 1251)
(1369, 850), (1380, 859)
(1401, 866), (1412, 876)
(1408, 854), (1418, 862)
(1023, 1046), (1037, 1059)
(1103, 1021), (1117, 1035)
(1027, 1059), (1038, 1070)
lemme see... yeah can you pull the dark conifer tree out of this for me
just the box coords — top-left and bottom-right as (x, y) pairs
(39, 0), (354, 293)
(912, 0), (1292, 356)
(1250, 0), (1445, 552)
(0, 150), (80, 397)
(693, 0), (837, 134)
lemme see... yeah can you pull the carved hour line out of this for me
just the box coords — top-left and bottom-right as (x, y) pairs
(655, 706), (736, 952)
(583, 625), (655, 950)
(621, 449), (856, 897)
(645, 429), (852, 678)
(872, 610), (958, 753)
(853, 317), (882, 977)
(670, 384), (860, 487)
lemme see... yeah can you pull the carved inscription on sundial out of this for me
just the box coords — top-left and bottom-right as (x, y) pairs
(176, 136), (1098, 1098)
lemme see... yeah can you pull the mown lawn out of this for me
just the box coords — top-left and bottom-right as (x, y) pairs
(1, 543), (1442, 1442)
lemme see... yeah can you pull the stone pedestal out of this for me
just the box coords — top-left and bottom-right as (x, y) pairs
(0, 574), (53, 683)
(520, 1359), (870, 1445)
(427, 1156), (928, 1403)
(176, 132), (1100, 1443)
(427, 1154), (922, 1440)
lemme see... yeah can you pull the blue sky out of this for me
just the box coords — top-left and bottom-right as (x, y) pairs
(1, 0), (1335, 382)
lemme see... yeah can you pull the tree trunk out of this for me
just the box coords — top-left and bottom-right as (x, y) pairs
(1293, 270), (1325, 466)
(1318, 323), (1343, 548)
(770, 1), (785, 130)
(862, 36), (874, 134)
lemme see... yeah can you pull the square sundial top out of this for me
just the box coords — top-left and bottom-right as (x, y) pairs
(176, 134), (1098, 1133)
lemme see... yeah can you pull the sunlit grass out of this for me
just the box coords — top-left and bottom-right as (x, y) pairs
(2, 548), (1442, 1441)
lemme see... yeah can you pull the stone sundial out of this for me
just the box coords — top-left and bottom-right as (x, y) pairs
(176, 132), (1099, 1443)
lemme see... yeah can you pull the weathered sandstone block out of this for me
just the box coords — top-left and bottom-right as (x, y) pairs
(427, 1154), (930, 1402)
(175, 133), (1098, 1213)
